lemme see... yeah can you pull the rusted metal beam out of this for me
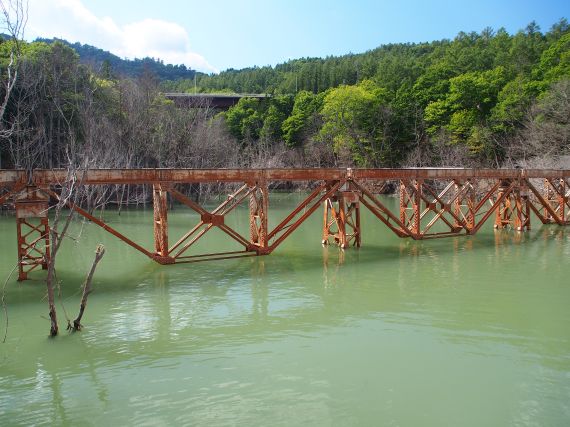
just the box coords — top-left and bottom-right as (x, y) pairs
(2, 167), (569, 186)
(153, 184), (170, 261)
(249, 183), (269, 251)
(268, 180), (345, 251)
(524, 179), (563, 225)
(493, 180), (531, 231)
(39, 187), (156, 260)
(267, 183), (328, 241)
(322, 190), (361, 249)
(354, 168), (570, 180)
(1, 182), (24, 206)
(15, 187), (50, 280)
(470, 181), (516, 234)
(27, 168), (346, 185)
(544, 178), (570, 224)
(421, 182), (467, 234)
(167, 184), (255, 260)
(0, 170), (24, 185)
(351, 179), (410, 238)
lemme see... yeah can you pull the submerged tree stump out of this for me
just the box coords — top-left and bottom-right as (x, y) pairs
(71, 244), (106, 331)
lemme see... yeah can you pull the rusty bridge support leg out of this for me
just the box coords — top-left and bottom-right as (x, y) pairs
(452, 180), (474, 233)
(413, 179), (422, 238)
(543, 178), (564, 224)
(558, 178), (567, 224)
(399, 179), (422, 239)
(494, 180), (512, 229)
(322, 190), (361, 249)
(494, 180), (531, 231)
(515, 182), (531, 231)
(453, 181), (462, 231)
(15, 186), (50, 281)
(249, 182), (269, 254)
(153, 184), (173, 264)
(399, 180), (407, 233)
(465, 181), (475, 232)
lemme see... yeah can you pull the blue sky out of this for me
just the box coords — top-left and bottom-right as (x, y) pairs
(26, 0), (568, 73)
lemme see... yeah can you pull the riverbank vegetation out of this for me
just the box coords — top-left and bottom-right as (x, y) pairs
(0, 19), (569, 176)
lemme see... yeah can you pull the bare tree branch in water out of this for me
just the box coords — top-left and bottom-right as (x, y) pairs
(69, 244), (105, 332)
(44, 165), (80, 336)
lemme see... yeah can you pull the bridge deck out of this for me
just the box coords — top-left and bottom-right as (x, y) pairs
(163, 93), (271, 109)
(2, 168), (570, 185)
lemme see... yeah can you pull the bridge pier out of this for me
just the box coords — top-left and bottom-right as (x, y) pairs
(453, 180), (475, 232)
(322, 189), (361, 249)
(544, 178), (569, 224)
(15, 186), (50, 281)
(249, 183), (269, 253)
(153, 184), (173, 263)
(494, 180), (531, 231)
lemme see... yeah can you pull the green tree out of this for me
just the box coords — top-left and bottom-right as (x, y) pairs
(224, 98), (265, 141)
(319, 80), (389, 165)
(282, 90), (323, 147)
(260, 95), (293, 141)
(425, 66), (508, 146)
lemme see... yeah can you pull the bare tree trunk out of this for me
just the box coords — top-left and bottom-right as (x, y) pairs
(45, 167), (80, 336)
(46, 262), (58, 336)
(71, 244), (105, 331)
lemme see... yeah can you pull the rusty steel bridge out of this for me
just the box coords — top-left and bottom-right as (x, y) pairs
(1, 168), (569, 281)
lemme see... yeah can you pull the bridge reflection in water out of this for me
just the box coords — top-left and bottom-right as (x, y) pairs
(1, 167), (569, 281)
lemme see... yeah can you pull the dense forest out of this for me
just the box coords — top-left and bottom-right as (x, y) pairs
(35, 38), (200, 81)
(0, 19), (569, 177)
(166, 19), (570, 169)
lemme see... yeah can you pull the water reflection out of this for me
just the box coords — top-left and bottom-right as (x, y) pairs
(251, 260), (268, 322)
(1, 199), (569, 426)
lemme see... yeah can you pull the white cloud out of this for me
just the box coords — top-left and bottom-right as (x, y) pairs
(26, 0), (218, 73)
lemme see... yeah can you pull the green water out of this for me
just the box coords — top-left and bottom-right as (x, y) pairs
(1, 194), (569, 426)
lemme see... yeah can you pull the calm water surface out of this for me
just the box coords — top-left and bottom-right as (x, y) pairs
(0, 194), (569, 426)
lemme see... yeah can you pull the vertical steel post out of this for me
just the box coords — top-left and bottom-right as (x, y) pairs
(516, 181), (531, 231)
(153, 183), (169, 258)
(412, 179), (422, 237)
(354, 197), (361, 247)
(399, 180), (406, 228)
(494, 180), (510, 229)
(544, 179), (557, 223)
(249, 182), (268, 253)
(337, 194), (347, 248)
(322, 190), (361, 249)
(559, 179), (566, 224)
(465, 180), (475, 232)
(322, 198), (330, 244)
(453, 180), (462, 230)
(15, 186), (50, 281)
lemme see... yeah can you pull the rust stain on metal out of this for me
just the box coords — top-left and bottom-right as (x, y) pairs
(1, 168), (569, 280)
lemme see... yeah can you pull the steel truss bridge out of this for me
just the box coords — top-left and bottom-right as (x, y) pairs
(1, 168), (569, 281)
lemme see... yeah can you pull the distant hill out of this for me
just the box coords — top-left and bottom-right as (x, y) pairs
(35, 37), (205, 81)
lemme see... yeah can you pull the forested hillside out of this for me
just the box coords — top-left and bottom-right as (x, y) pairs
(36, 37), (201, 81)
(0, 20), (568, 176)
(164, 19), (570, 168)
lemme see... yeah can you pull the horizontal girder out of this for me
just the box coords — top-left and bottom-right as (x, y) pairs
(2, 168), (570, 186)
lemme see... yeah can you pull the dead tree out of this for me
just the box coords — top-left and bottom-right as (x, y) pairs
(45, 167), (81, 336)
(70, 244), (105, 331)
(0, 0), (27, 168)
